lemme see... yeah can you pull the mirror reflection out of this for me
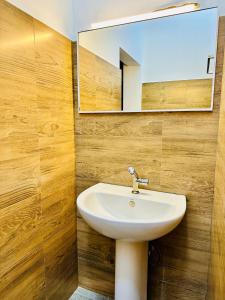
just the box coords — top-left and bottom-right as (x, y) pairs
(78, 8), (218, 113)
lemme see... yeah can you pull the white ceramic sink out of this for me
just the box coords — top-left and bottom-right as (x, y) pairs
(77, 183), (186, 241)
(77, 183), (186, 300)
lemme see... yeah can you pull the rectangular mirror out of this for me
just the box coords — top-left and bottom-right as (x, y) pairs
(78, 7), (218, 113)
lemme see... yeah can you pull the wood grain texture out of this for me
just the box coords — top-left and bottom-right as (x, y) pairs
(73, 17), (225, 299)
(0, 1), (77, 299)
(207, 21), (225, 300)
(142, 79), (213, 110)
(79, 46), (122, 112)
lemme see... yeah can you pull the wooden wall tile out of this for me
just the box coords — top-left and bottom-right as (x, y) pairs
(208, 17), (225, 300)
(0, 1), (77, 299)
(0, 0), (39, 211)
(142, 79), (213, 110)
(79, 46), (122, 112)
(34, 18), (77, 300)
(74, 17), (225, 299)
(0, 195), (45, 299)
(78, 216), (115, 297)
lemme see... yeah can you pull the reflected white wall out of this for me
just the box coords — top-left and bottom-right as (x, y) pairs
(79, 8), (218, 82)
(141, 8), (218, 82)
(123, 66), (142, 111)
(79, 24), (142, 67)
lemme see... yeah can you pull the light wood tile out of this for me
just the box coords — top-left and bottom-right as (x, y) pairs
(208, 17), (225, 300)
(79, 46), (121, 112)
(142, 79), (213, 110)
(0, 1), (77, 299)
(74, 17), (225, 299)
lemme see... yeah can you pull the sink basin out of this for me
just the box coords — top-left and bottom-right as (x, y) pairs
(77, 183), (186, 300)
(77, 183), (186, 241)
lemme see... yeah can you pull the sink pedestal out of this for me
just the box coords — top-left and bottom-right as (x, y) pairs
(78, 183), (186, 299)
(115, 240), (148, 300)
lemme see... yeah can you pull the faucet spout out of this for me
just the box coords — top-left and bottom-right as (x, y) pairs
(128, 167), (149, 194)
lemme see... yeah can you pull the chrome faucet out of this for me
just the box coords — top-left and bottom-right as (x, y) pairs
(128, 167), (149, 194)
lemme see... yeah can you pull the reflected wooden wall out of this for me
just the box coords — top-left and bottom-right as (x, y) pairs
(79, 46), (122, 112)
(74, 17), (225, 299)
(0, 1), (77, 299)
(142, 79), (213, 110)
(207, 29), (225, 300)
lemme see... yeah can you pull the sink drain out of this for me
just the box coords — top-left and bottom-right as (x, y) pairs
(129, 200), (136, 207)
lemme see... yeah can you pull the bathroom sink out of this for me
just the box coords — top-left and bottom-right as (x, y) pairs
(77, 183), (186, 241)
(77, 183), (186, 300)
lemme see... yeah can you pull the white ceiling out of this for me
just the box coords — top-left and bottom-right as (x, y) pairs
(6, 0), (225, 40)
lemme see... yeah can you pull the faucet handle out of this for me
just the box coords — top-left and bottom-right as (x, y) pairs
(136, 178), (149, 185)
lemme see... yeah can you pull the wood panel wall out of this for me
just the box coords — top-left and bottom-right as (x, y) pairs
(73, 17), (225, 299)
(142, 79), (213, 110)
(79, 46), (122, 112)
(0, 1), (77, 299)
(207, 28), (225, 300)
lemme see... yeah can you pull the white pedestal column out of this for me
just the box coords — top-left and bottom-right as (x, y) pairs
(115, 240), (148, 300)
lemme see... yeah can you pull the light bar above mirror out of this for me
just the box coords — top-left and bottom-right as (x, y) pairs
(91, 3), (200, 29)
